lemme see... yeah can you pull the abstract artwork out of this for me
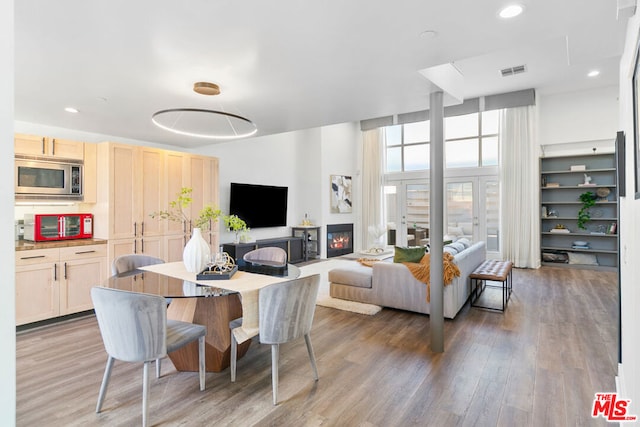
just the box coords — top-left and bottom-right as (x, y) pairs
(330, 175), (352, 213)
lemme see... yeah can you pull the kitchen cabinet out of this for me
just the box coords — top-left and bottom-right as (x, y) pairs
(94, 143), (219, 274)
(15, 133), (84, 160)
(95, 143), (166, 268)
(16, 243), (107, 325)
(540, 153), (618, 271)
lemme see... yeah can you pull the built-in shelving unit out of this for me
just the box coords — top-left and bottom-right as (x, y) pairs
(540, 153), (618, 271)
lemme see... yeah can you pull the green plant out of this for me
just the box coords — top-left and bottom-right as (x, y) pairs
(223, 214), (247, 233)
(150, 187), (222, 231)
(577, 191), (597, 230)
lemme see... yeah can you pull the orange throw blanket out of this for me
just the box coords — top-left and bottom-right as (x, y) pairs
(403, 253), (460, 302)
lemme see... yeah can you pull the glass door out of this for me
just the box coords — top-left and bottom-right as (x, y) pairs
(384, 180), (430, 247)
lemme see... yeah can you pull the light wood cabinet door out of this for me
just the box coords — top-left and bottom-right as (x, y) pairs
(16, 248), (60, 325)
(164, 151), (188, 235)
(164, 234), (187, 263)
(49, 138), (84, 160)
(60, 256), (106, 315)
(15, 133), (84, 160)
(139, 147), (164, 237)
(108, 143), (138, 239)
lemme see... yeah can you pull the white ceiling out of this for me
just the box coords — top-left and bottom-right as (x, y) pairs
(14, 0), (630, 148)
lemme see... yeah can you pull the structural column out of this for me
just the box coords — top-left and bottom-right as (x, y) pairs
(429, 90), (445, 353)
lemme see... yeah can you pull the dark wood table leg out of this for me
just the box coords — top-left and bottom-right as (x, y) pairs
(166, 294), (251, 372)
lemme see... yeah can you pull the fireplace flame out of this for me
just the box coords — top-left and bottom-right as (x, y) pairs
(330, 235), (350, 249)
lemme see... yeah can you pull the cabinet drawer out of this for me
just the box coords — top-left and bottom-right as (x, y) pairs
(59, 244), (107, 260)
(16, 248), (59, 266)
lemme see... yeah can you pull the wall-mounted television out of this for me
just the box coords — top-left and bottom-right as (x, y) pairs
(229, 182), (288, 228)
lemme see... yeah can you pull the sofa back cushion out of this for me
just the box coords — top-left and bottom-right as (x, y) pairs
(393, 246), (427, 263)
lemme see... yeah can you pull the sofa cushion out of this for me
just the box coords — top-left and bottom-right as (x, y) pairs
(456, 237), (472, 249)
(328, 264), (373, 288)
(393, 246), (427, 263)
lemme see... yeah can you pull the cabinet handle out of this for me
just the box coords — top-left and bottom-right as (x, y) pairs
(52, 138), (56, 156)
(141, 238), (145, 253)
(54, 264), (57, 281)
(20, 255), (46, 260)
(134, 240), (137, 254)
(64, 262), (67, 280)
(134, 222), (138, 237)
(141, 221), (145, 236)
(41, 137), (45, 155)
(75, 250), (96, 255)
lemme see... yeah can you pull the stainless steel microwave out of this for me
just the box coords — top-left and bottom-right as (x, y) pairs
(15, 156), (83, 200)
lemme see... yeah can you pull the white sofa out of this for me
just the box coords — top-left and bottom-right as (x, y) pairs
(329, 241), (486, 319)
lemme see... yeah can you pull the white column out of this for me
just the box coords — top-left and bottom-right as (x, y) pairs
(429, 90), (445, 353)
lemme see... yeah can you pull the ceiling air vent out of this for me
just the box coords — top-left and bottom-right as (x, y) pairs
(500, 65), (527, 77)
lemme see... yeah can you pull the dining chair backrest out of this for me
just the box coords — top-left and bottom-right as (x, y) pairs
(258, 274), (320, 345)
(91, 287), (167, 363)
(111, 254), (165, 276)
(243, 247), (287, 267)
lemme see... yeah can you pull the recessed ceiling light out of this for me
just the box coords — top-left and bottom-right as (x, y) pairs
(499, 4), (524, 18)
(588, 70), (600, 77)
(64, 107), (79, 113)
(420, 30), (438, 39)
(193, 82), (221, 96)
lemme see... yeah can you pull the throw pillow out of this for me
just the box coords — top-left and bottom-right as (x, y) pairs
(456, 237), (472, 249)
(449, 242), (466, 253)
(443, 245), (459, 255)
(394, 246), (427, 263)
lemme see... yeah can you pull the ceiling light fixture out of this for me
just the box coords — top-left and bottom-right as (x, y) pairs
(151, 108), (258, 140)
(499, 4), (524, 18)
(588, 70), (600, 77)
(193, 81), (221, 96)
(65, 107), (79, 113)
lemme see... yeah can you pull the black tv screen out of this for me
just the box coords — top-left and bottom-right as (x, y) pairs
(229, 183), (288, 228)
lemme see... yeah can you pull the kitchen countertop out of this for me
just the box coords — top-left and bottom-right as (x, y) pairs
(16, 238), (107, 251)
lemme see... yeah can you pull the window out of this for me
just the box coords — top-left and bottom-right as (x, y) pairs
(384, 110), (500, 172)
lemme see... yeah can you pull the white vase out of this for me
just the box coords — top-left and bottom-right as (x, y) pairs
(183, 227), (211, 273)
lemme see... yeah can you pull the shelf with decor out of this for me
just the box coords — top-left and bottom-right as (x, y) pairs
(540, 153), (618, 271)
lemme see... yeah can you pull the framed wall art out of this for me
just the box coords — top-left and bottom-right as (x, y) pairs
(330, 175), (352, 213)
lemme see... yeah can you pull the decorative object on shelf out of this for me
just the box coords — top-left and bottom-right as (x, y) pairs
(301, 213), (313, 226)
(550, 224), (570, 233)
(578, 173), (596, 186)
(183, 227), (211, 273)
(570, 165), (586, 171)
(541, 206), (548, 218)
(608, 222), (617, 234)
(150, 187), (222, 231)
(223, 214), (248, 244)
(596, 187), (611, 201)
(572, 240), (588, 247)
(544, 182), (560, 187)
(330, 174), (352, 213)
(577, 191), (597, 230)
(547, 208), (559, 218)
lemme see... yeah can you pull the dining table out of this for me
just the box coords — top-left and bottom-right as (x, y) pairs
(102, 260), (300, 373)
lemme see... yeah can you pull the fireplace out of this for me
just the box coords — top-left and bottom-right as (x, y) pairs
(326, 223), (354, 258)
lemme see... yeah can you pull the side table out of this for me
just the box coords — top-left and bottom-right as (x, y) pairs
(291, 226), (321, 261)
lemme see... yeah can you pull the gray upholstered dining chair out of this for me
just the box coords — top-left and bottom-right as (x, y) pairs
(230, 274), (320, 405)
(111, 253), (167, 377)
(91, 287), (206, 427)
(111, 254), (165, 276)
(242, 247), (287, 267)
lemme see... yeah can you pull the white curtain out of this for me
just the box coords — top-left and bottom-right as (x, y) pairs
(362, 129), (385, 249)
(500, 105), (540, 268)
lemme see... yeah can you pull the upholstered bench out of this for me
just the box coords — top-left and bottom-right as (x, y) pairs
(469, 259), (513, 312)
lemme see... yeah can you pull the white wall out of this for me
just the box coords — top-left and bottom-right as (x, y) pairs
(617, 11), (640, 417)
(200, 122), (361, 255)
(538, 86), (618, 156)
(1, 0), (16, 424)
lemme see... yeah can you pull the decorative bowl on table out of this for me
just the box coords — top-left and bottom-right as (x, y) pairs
(572, 241), (588, 246)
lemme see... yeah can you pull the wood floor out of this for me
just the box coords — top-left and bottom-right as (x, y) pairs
(16, 266), (618, 426)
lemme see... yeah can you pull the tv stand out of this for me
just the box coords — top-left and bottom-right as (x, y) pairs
(222, 236), (304, 264)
